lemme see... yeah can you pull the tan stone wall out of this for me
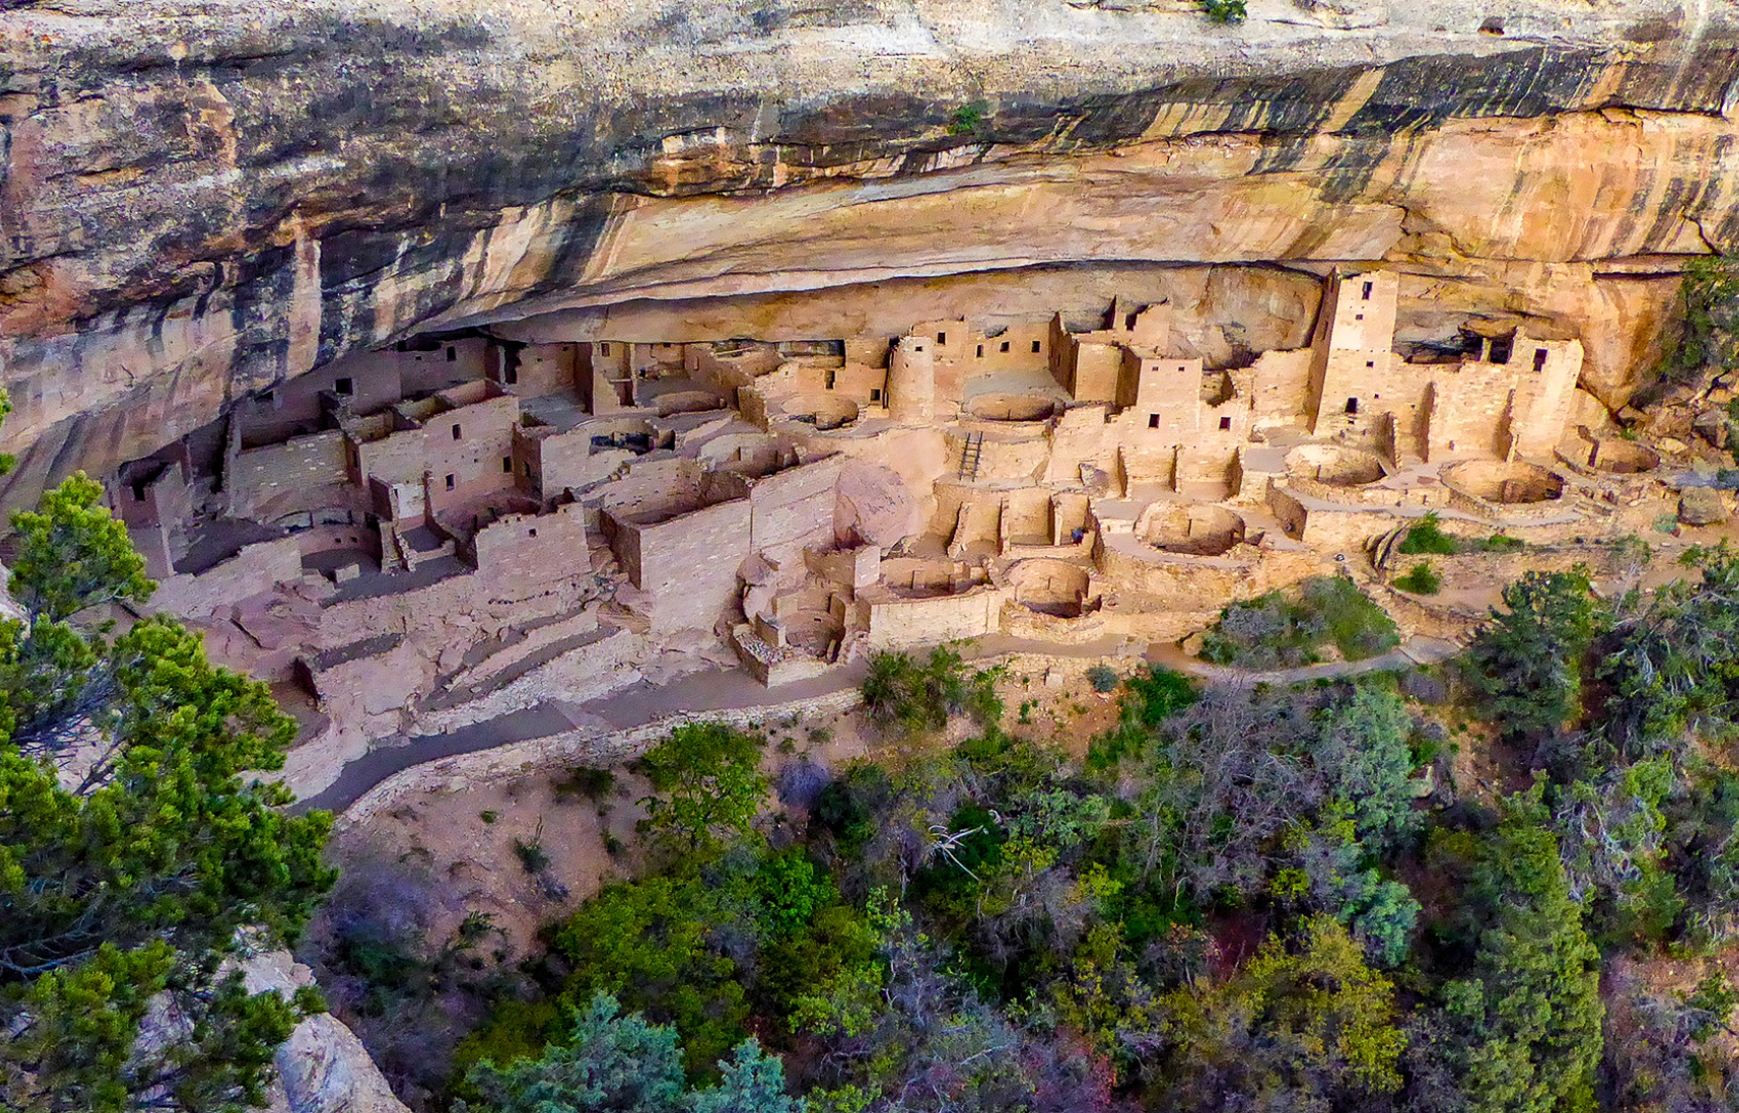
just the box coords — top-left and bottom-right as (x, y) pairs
(609, 498), (752, 629)
(151, 535), (304, 616)
(513, 343), (578, 397)
(423, 393), (519, 514)
(748, 457), (843, 552)
(230, 431), (349, 520)
(862, 585), (1005, 647)
(472, 503), (591, 592)
(1250, 348), (1314, 426)
(1070, 339), (1123, 403)
(1425, 368), (1508, 461)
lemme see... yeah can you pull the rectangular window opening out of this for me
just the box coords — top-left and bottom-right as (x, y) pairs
(446, 346), (456, 362)
(600, 342), (611, 355)
(451, 423), (462, 440)
(1361, 280), (1373, 300)
(976, 344), (984, 358)
(528, 528), (537, 538)
(502, 456), (513, 473)
(825, 369), (837, 389)
(334, 377), (353, 396)
(999, 341), (1010, 353)
(1148, 414), (1161, 429)
(1355, 313), (1364, 321)
(1031, 340), (1042, 354)
(1219, 416), (1232, 431)
(1345, 397), (1359, 415)
(1366, 360), (1375, 368)
(444, 474), (456, 491)
(259, 389), (275, 404)
(869, 388), (882, 402)
(937, 331), (947, 344)
(1533, 348), (1549, 372)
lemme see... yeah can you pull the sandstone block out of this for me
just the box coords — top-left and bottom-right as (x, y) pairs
(1679, 487), (1728, 526)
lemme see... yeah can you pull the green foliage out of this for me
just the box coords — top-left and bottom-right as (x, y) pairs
(946, 101), (989, 137)
(1315, 685), (1420, 847)
(1085, 664), (1120, 693)
(1442, 788), (1605, 1113)
(1601, 542), (1739, 761)
(1200, 577), (1398, 668)
(554, 765), (616, 802)
(1201, 0), (1247, 23)
(635, 724), (768, 850)
(861, 647), (1001, 735)
(8, 474), (153, 622)
(1398, 512), (1460, 555)
(546, 874), (750, 1076)
(1656, 253), (1739, 384)
(1156, 916), (1404, 1107)
(1394, 561), (1442, 594)
(1475, 532), (1527, 552)
(1463, 568), (1602, 743)
(0, 474), (332, 1112)
(457, 993), (800, 1113)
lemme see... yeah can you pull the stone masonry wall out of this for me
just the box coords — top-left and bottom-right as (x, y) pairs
(229, 431), (348, 521)
(151, 536), (304, 616)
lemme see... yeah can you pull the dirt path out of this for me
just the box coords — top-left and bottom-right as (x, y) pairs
(292, 631), (1460, 817)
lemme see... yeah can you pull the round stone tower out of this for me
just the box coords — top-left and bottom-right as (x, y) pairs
(886, 335), (935, 424)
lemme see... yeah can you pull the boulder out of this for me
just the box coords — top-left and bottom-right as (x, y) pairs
(1679, 487), (1728, 526)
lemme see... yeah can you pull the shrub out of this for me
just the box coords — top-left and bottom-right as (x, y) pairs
(514, 833), (551, 876)
(947, 101), (989, 137)
(1654, 512), (1680, 533)
(1397, 512), (1459, 555)
(1475, 533), (1526, 552)
(861, 647), (1001, 734)
(1393, 562), (1442, 595)
(553, 765), (615, 802)
(1201, 0), (1247, 22)
(1086, 664), (1120, 693)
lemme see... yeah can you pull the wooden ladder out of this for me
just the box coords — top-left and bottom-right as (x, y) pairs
(958, 432), (983, 481)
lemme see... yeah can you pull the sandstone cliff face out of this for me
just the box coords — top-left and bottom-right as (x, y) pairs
(2, 0), (1738, 508)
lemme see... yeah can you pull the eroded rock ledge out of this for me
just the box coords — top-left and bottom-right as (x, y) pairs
(1, 0), (1737, 509)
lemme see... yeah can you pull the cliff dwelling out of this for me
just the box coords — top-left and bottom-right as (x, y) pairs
(93, 263), (1704, 793)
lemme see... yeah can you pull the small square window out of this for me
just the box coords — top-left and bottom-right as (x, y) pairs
(869, 388), (882, 402)
(1355, 313), (1364, 321)
(334, 377), (353, 396)
(451, 423), (462, 440)
(1366, 360), (1375, 368)
(502, 456), (513, 473)
(444, 474), (455, 491)
(1148, 414), (1160, 429)
(1031, 341), (1042, 354)
(1219, 416), (1231, 431)
(1000, 341), (1010, 353)
(529, 528), (537, 538)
